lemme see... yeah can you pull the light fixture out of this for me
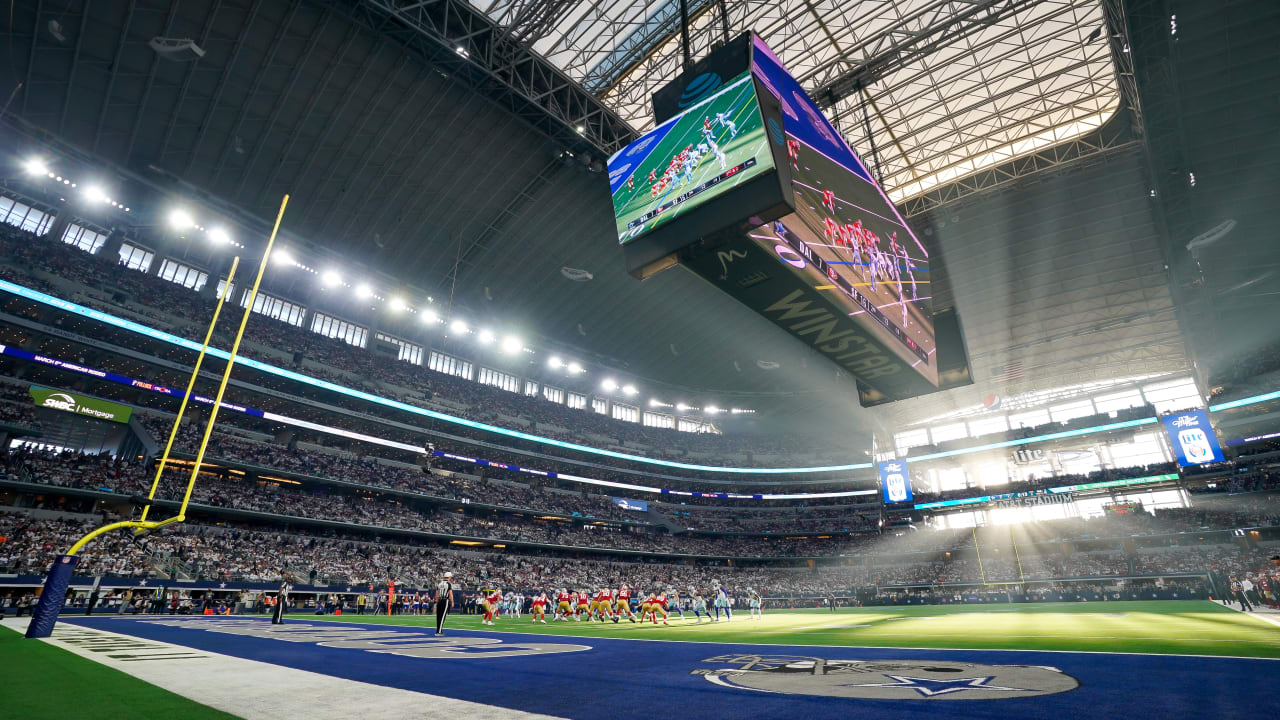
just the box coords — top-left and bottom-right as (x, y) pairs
(649, 398), (660, 407)
(84, 185), (107, 204)
(567, 361), (583, 374)
(321, 270), (342, 287)
(621, 384), (637, 396)
(601, 378), (618, 392)
(421, 309), (439, 324)
(355, 283), (374, 300)
(500, 335), (522, 354)
(272, 248), (294, 266)
(389, 296), (407, 312)
(548, 356), (563, 369)
(477, 329), (495, 344)
(168, 208), (194, 229)
(450, 319), (469, 334)
(25, 159), (49, 176)
(705, 405), (720, 414)
(576, 125), (585, 134)
(208, 227), (231, 245)
(676, 402), (689, 411)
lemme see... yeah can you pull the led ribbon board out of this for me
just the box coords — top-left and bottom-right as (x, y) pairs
(912, 473), (1180, 510)
(0, 342), (878, 500)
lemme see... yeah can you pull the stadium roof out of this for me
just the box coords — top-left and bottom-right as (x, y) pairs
(2, 0), (1176, 432)
(466, 0), (1121, 202)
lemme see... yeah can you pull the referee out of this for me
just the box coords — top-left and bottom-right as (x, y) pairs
(434, 572), (454, 636)
(271, 576), (292, 625)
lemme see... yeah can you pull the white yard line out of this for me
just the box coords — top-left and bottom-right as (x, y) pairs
(2, 623), (563, 720)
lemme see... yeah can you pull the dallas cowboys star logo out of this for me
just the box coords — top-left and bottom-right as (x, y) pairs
(843, 675), (1023, 696)
(219, 582), (227, 589)
(139, 580), (148, 586)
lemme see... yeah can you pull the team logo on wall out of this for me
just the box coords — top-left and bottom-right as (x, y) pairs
(691, 655), (1079, 700)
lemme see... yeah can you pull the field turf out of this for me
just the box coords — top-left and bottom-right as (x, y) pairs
(0, 624), (234, 719)
(298, 600), (1280, 658)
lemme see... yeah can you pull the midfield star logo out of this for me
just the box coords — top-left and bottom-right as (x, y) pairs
(691, 655), (1079, 700)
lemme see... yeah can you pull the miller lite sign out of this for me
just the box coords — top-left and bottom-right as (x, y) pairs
(1161, 409), (1224, 466)
(879, 460), (912, 503)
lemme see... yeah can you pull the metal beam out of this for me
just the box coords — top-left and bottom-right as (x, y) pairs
(232, 11), (344, 201)
(123, 0), (182, 165)
(91, 0), (137, 155)
(156, 0), (227, 163)
(813, 0), (1039, 108)
(319, 0), (637, 155)
(177, 0), (267, 177)
(899, 120), (1138, 218)
(57, 0), (93, 136)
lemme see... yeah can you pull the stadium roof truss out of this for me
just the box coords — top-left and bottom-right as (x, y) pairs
(466, 0), (1123, 204)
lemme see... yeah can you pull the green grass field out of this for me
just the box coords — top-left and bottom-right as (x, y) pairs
(611, 72), (771, 241)
(0, 625), (234, 719)
(301, 601), (1280, 658)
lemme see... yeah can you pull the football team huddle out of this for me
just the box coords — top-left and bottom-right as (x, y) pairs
(477, 581), (764, 626)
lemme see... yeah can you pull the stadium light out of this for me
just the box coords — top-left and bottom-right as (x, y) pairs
(601, 378), (618, 392)
(389, 296), (407, 312)
(548, 356), (564, 369)
(501, 335), (522, 354)
(421, 309), (439, 324)
(621, 384), (638, 396)
(208, 227), (231, 245)
(320, 270), (342, 287)
(450, 319), (469, 335)
(84, 185), (107, 204)
(272, 248), (294, 266)
(676, 402), (689, 411)
(705, 405), (720, 414)
(567, 361), (584, 374)
(355, 283), (374, 300)
(477, 329), (495, 344)
(24, 158), (49, 176)
(168, 208), (195, 230)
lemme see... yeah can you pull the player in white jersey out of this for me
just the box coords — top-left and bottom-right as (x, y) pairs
(715, 111), (738, 139)
(747, 588), (763, 620)
(689, 587), (709, 623)
(712, 581), (731, 622)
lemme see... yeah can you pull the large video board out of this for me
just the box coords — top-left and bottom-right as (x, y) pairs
(609, 72), (774, 245)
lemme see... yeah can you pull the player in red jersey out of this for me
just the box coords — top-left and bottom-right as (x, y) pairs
(651, 590), (670, 625)
(576, 589), (590, 621)
(554, 589), (572, 620)
(823, 216), (841, 243)
(787, 139), (800, 171)
(626, 174), (634, 191)
(615, 584), (637, 623)
(595, 587), (614, 622)
(482, 586), (501, 625)
(821, 189), (836, 213)
(530, 592), (548, 624)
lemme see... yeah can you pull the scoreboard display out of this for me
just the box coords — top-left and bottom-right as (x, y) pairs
(607, 33), (964, 405)
(609, 72), (774, 245)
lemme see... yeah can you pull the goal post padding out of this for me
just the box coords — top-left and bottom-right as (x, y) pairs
(25, 554), (79, 638)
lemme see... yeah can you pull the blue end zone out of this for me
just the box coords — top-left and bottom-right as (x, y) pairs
(61, 616), (1276, 720)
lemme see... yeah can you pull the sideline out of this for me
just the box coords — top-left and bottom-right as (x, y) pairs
(1, 622), (562, 719)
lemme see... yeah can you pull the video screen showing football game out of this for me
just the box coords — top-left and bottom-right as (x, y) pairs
(750, 139), (937, 383)
(748, 36), (938, 384)
(608, 72), (775, 244)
